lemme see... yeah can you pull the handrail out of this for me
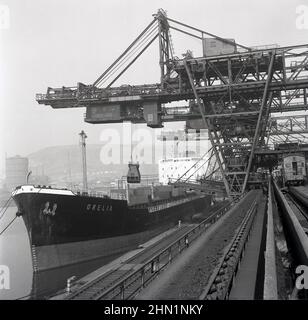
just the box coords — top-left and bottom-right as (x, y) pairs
(92, 193), (246, 300)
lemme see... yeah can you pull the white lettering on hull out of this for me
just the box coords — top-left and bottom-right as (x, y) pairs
(86, 203), (113, 212)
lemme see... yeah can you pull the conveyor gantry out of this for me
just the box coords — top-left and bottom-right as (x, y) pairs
(36, 9), (308, 197)
(36, 45), (308, 119)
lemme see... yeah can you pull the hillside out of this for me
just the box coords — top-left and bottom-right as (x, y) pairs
(27, 144), (158, 185)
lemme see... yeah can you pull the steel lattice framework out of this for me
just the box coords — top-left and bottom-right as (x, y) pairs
(267, 114), (308, 145)
(36, 9), (308, 197)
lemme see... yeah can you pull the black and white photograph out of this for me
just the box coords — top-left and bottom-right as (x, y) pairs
(0, 0), (308, 309)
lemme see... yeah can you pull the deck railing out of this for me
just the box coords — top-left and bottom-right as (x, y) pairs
(90, 194), (246, 300)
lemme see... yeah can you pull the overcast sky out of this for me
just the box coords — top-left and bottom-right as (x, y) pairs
(0, 0), (307, 175)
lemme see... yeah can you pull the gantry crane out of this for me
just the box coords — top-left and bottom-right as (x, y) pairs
(36, 9), (308, 197)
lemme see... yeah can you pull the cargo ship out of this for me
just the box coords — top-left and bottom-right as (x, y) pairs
(12, 131), (211, 272)
(12, 183), (211, 272)
(12, 132), (211, 272)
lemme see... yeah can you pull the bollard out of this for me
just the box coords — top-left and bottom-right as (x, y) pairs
(151, 260), (157, 273)
(66, 276), (76, 294)
(178, 220), (182, 228)
(185, 236), (189, 248)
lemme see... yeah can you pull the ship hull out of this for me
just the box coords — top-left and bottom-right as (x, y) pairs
(13, 185), (211, 272)
(30, 225), (175, 272)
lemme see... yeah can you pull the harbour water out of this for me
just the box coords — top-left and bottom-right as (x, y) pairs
(0, 205), (121, 300)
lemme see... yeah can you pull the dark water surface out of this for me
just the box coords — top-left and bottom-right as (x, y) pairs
(0, 206), (120, 300)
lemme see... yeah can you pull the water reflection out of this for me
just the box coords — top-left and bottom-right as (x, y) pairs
(30, 253), (121, 299)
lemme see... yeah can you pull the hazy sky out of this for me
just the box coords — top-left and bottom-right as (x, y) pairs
(0, 0), (307, 175)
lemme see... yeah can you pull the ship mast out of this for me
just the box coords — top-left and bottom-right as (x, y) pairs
(79, 130), (88, 192)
